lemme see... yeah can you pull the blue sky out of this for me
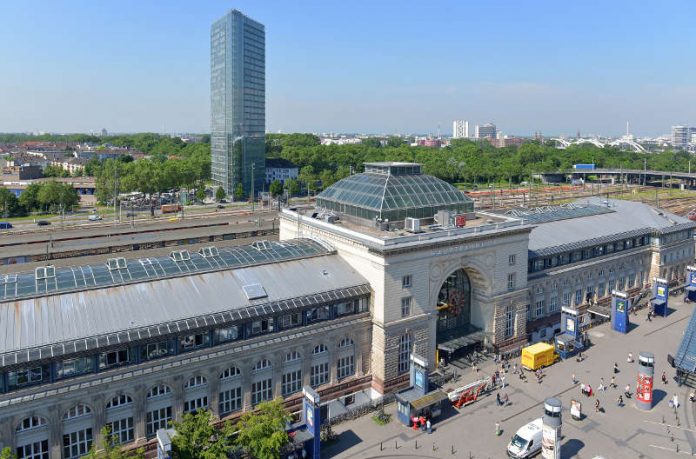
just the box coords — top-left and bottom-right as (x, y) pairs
(1, 0), (695, 136)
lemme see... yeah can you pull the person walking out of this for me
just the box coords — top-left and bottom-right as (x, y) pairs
(501, 374), (506, 389)
(627, 353), (634, 363)
(610, 376), (617, 388)
(572, 373), (577, 384)
(595, 398), (601, 413)
(581, 383), (586, 396)
(496, 393), (503, 407)
(613, 362), (619, 374)
(598, 379), (606, 392)
(503, 393), (510, 406)
(672, 393), (680, 409)
(617, 394), (624, 406)
(662, 371), (668, 384)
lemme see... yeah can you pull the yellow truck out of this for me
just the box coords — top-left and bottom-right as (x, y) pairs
(521, 342), (558, 371)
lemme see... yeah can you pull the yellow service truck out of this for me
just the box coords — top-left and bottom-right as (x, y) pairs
(521, 343), (558, 371)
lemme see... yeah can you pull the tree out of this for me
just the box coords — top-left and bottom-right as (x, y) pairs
(0, 188), (21, 217)
(172, 410), (234, 459)
(234, 183), (244, 201)
(85, 427), (144, 459)
(298, 165), (317, 192)
(285, 179), (300, 198)
(269, 180), (283, 198)
(235, 399), (290, 459)
(18, 183), (42, 211)
(0, 447), (16, 459)
(215, 186), (226, 202)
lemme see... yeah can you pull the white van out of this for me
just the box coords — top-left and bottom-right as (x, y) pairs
(507, 418), (543, 458)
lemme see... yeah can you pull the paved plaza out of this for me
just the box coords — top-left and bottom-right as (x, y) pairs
(324, 298), (696, 459)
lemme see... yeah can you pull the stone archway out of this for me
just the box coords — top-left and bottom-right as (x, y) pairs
(436, 269), (472, 342)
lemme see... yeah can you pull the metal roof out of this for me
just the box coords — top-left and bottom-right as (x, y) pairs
(503, 203), (614, 224)
(528, 198), (696, 257)
(674, 307), (696, 373)
(0, 238), (330, 303)
(0, 250), (370, 367)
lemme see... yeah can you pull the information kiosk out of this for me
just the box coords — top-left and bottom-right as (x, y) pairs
(611, 290), (631, 334)
(554, 306), (585, 359)
(395, 354), (448, 427)
(687, 266), (696, 302)
(651, 278), (669, 317)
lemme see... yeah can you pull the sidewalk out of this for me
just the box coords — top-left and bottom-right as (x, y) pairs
(323, 298), (695, 459)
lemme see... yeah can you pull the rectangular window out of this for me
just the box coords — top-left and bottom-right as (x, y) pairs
(311, 362), (329, 388)
(251, 378), (273, 406)
(281, 312), (302, 328)
(509, 254), (516, 266)
(549, 296), (558, 312)
(402, 275), (412, 288)
(574, 289), (582, 305)
(618, 277), (626, 290)
(505, 306), (514, 338)
(337, 355), (355, 380)
(598, 283), (606, 298)
(183, 396), (208, 414)
(140, 341), (173, 361)
(63, 429), (92, 459)
(628, 274), (635, 288)
(535, 300), (545, 317)
(146, 407), (172, 437)
(108, 418), (134, 445)
(398, 335), (411, 374)
(250, 318), (274, 336)
(562, 292), (571, 306)
(16, 440), (49, 459)
(57, 357), (93, 379)
(179, 333), (210, 351)
(507, 273), (516, 291)
(306, 306), (331, 323)
(401, 297), (411, 318)
(7, 366), (48, 390)
(335, 301), (356, 317)
(526, 304), (531, 321)
(219, 387), (242, 415)
(282, 370), (302, 396)
(572, 252), (582, 262)
(99, 349), (130, 370)
(215, 326), (240, 343)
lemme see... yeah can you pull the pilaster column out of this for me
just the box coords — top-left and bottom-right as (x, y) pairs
(328, 339), (338, 385)
(92, 393), (106, 446)
(171, 375), (184, 421)
(48, 404), (63, 459)
(272, 354), (283, 399)
(133, 384), (147, 443)
(301, 343), (313, 388)
(240, 359), (253, 412)
(207, 366), (221, 418)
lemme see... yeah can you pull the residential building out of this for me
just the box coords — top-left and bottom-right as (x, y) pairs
(475, 123), (497, 139)
(210, 10), (266, 197)
(672, 125), (689, 149)
(452, 120), (469, 139)
(265, 158), (299, 185)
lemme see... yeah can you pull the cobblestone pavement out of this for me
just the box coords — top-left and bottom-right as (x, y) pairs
(323, 298), (696, 459)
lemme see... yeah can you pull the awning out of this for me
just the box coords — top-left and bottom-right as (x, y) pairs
(411, 391), (449, 410)
(555, 333), (575, 344)
(588, 305), (611, 318)
(652, 298), (666, 306)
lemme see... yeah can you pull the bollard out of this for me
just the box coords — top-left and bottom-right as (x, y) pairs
(452, 445), (455, 455)
(433, 443), (436, 452)
(380, 442), (383, 451)
(395, 440), (398, 450)
(495, 421), (501, 436)
(415, 440), (418, 450)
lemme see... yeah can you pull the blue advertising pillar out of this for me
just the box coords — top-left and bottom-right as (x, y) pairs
(651, 277), (669, 317)
(687, 266), (696, 302)
(611, 290), (631, 334)
(302, 387), (322, 459)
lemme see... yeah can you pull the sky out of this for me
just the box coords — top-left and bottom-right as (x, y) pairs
(1, 0), (696, 137)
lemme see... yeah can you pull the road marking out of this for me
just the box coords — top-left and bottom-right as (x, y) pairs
(644, 315), (690, 337)
(644, 420), (696, 434)
(648, 444), (693, 455)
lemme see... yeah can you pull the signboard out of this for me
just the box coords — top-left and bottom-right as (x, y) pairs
(415, 370), (425, 390)
(616, 299), (626, 313)
(636, 374), (653, 404)
(541, 424), (560, 459)
(565, 317), (575, 333)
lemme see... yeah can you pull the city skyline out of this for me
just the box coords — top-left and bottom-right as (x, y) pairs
(1, 0), (696, 136)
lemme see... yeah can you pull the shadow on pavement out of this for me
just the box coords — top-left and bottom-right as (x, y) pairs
(563, 438), (585, 457)
(653, 389), (668, 406)
(322, 429), (362, 457)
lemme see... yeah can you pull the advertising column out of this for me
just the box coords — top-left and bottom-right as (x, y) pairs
(635, 352), (655, 410)
(541, 398), (562, 459)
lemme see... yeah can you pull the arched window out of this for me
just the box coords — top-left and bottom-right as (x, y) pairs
(285, 351), (301, 362)
(16, 416), (47, 432)
(184, 376), (207, 389)
(312, 344), (328, 355)
(398, 334), (411, 374)
(253, 359), (272, 371)
(146, 384), (172, 399)
(106, 394), (133, 409)
(63, 404), (92, 420)
(220, 367), (241, 379)
(339, 338), (354, 348)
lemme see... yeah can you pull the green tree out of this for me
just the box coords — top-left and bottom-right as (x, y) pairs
(215, 186), (226, 202)
(0, 447), (16, 459)
(18, 183), (42, 211)
(285, 179), (300, 197)
(235, 399), (290, 459)
(43, 164), (69, 177)
(172, 410), (234, 459)
(85, 427), (144, 459)
(194, 188), (206, 202)
(234, 183), (244, 201)
(269, 180), (283, 198)
(298, 165), (317, 192)
(0, 188), (21, 217)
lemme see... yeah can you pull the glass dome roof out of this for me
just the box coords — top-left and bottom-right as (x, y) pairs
(316, 162), (474, 222)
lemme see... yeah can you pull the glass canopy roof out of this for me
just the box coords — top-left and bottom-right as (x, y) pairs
(0, 238), (331, 302)
(316, 162), (473, 221)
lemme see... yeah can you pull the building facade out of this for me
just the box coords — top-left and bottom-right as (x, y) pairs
(475, 123), (497, 139)
(452, 120), (469, 139)
(672, 125), (690, 150)
(265, 158), (299, 185)
(211, 10), (266, 197)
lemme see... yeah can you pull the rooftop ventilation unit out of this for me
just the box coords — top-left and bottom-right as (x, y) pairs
(242, 283), (268, 300)
(405, 217), (421, 233)
(251, 240), (273, 251)
(198, 246), (219, 258)
(106, 257), (128, 271)
(35, 266), (55, 280)
(169, 250), (191, 262)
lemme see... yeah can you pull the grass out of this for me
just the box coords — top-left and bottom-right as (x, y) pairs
(372, 411), (391, 426)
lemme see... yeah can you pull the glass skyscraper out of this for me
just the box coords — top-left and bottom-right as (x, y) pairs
(211, 10), (265, 197)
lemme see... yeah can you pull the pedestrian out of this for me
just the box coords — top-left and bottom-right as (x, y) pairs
(673, 394), (680, 409)
(587, 384), (593, 397)
(572, 373), (577, 384)
(497, 393), (502, 406)
(624, 384), (631, 398)
(503, 393), (510, 406)
(627, 353), (634, 363)
(513, 363), (518, 374)
(501, 374), (506, 388)
(581, 383), (586, 396)
(613, 362), (619, 374)
(426, 418), (432, 434)
(610, 376), (616, 388)
(647, 310), (652, 322)
(473, 363), (478, 373)
(595, 399), (601, 413)
(662, 371), (668, 384)
(690, 392), (696, 403)
(598, 381), (606, 392)
(617, 394), (624, 406)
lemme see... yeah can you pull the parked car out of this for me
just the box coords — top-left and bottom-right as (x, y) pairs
(88, 215), (102, 221)
(217, 204), (225, 209)
(0, 222), (12, 229)
(37, 220), (51, 226)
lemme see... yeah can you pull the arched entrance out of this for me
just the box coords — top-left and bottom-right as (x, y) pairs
(435, 269), (486, 364)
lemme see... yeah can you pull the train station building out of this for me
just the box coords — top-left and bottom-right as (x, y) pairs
(0, 162), (693, 457)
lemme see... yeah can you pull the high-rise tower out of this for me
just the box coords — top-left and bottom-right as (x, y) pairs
(211, 10), (265, 197)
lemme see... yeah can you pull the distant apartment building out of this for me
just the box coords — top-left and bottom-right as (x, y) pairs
(415, 138), (442, 148)
(265, 158), (299, 185)
(672, 126), (690, 149)
(452, 120), (469, 139)
(320, 137), (363, 146)
(475, 123), (497, 139)
(211, 10), (266, 197)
